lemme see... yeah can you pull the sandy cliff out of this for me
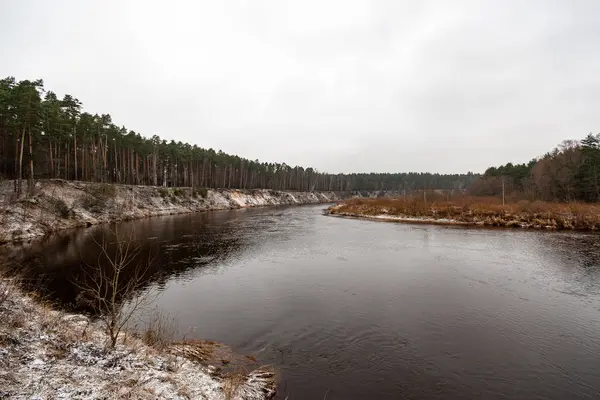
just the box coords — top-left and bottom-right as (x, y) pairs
(0, 180), (350, 243)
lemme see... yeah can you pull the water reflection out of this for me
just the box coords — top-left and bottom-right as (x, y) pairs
(2, 206), (600, 399)
(0, 207), (269, 310)
(531, 232), (600, 298)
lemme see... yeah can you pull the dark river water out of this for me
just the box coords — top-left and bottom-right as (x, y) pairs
(6, 204), (600, 399)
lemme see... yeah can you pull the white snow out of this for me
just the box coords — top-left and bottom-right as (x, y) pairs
(0, 283), (276, 399)
(329, 210), (469, 226)
(371, 214), (462, 224)
(0, 180), (347, 244)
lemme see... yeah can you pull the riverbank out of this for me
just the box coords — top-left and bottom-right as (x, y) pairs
(0, 277), (276, 399)
(327, 197), (600, 230)
(0, 180), (353, 244)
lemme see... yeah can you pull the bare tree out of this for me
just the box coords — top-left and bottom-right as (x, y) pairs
(74, 227), (156, 348)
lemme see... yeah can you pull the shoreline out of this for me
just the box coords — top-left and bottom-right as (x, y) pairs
(0, 180), (357, 397)
(0, 278), (277, 399)
(0, 180), (364, 245)
(326, 203), (600, 231)
(326, 211), (473, 226)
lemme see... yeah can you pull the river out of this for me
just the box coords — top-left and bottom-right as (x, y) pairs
(6, 204), (600, 399)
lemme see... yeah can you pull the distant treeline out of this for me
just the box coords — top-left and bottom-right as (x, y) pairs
(0, 77), (477, 194)
(471, 134), (600, 202)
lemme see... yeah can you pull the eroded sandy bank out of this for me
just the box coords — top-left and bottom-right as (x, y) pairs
(0, 180), (352, 244)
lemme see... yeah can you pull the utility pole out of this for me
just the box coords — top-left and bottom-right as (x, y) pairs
(502, 177), (505, 207)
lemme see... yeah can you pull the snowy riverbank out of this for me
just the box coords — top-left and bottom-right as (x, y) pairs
(326, 209), (470, 226)
(0, 279), (276, 399)
(0, 180), (353, 244)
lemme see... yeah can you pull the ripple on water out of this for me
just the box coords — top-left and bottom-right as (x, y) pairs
(8, 205), (600, 400)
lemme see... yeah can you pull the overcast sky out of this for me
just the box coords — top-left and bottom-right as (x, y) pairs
(1, 1), (599, 173)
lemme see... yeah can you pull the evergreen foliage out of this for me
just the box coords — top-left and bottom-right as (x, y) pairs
(0, 77), (476, 193)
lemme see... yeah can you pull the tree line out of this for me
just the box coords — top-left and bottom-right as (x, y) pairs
(470, 134), (600, 202)
(0, 77), (476, 195)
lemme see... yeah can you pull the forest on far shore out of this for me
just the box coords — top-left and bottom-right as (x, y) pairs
(0, 77), (476, 195)
(471, 133), (600, 203)
(0, 77), (598, 203)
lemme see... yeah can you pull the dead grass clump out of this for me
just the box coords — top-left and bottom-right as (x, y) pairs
(170, 340), (217, 364)
(0, 276), (27, 330)
(47, 341), (70, 360)
(0, 277), (10, 309)
(223, 366), (249, 400)
(5, 308), (26, 330)
(222, 365), (278, 400)
(142, 307), (178, 350)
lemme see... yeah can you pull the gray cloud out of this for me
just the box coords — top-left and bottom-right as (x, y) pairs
(2, 0), (599, 173)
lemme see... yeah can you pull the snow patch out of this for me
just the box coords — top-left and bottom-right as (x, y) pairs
(0, 180), (349, 244)
(0, 282), (276, 399)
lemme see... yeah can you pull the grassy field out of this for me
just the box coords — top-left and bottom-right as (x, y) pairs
(328, 196), (600, 230)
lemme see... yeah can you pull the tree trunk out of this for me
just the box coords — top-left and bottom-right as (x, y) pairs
(18, 126), (26, 195)
(594, 168), (600, 202)
(103, 136), (108, 182)
(82, 140), (86, 181)
(152, 151), (158, 186)
(65, 142), (69, 180)
(74, 129), (78, 181)
(28, 125), (34, 194)
(14, 133), (19, 193)
(114, 142), (118, 183)
(190, 161), (195, 190)
(228, 164), (232, 188)
(135, 152), (139, 185)
(49, 139), (54, 179)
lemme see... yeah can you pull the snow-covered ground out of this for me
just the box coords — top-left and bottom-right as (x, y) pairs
(0, 280), (276, 399)
(370, 214), (466, 224)
(0, 180), (348, 243)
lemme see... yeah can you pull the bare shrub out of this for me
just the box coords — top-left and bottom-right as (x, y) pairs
(158, 188), (170, 198)
(82, 183), (118, 212)
(196, 187), (208, 198)
(173, 188), (185, 197)
(48, 197), (72, 218)
(73, 227), (157, 348)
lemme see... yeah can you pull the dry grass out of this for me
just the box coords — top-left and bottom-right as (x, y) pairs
(0, 278), (275, 399)
(0, 274), (26, 330)
(329, 196), (600, 230)
(142, 307), (178, 350)
(0, 275), (10, 309)
(223, 366), (278, 400)
(170, 340), (278, 399)
(223, 366), (250, 400)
